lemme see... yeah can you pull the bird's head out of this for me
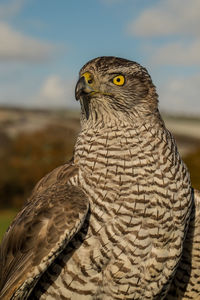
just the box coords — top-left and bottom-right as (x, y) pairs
(75, 56), (158, 124)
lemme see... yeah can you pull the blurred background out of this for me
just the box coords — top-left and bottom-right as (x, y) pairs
(0, 0), (200, 239)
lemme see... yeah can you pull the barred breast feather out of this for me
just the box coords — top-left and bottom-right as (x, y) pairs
(0, 56), (194, 300)
(166, 189), (200, 300)
(33, 117), (192, 300)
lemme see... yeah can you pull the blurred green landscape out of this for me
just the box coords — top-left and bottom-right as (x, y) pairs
(0, 107), (200, 241)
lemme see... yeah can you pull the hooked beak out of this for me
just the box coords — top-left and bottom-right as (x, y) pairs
(75, 76), (95, 120)
(75, 76), (95, 100)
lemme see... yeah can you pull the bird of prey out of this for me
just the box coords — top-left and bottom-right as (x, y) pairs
(0, 56), (194, 299)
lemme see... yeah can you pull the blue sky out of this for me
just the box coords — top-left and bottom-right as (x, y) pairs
(0, 0), (200, 114)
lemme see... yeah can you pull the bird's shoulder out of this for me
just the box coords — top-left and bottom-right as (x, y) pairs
(0, 161), (89, 300)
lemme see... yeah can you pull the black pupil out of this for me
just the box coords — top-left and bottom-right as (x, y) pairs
(88, 79), (92, 84)
(116, 77), (121, 82)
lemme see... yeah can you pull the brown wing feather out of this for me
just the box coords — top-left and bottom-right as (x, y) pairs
(0, 162), (89, 300)
(166, 188), (200, 299)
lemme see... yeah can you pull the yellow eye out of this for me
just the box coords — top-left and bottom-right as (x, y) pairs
(113, 75), (125, 86)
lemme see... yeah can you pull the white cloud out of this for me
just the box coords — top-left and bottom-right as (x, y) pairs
(128, 0), (200, 37)
(0, 0), (26, 19)
(0, 22), (55, 61)
(151, 40), (200, 66)
(35, 75), (76, 108)
(127, 0), (200, 66)
(40, 76), (67, 100)
(0, 1), (56, 62)
(158, 74), (200, 114)
(0, 73), (77, 108)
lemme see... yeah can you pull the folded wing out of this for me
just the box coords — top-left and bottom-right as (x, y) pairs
(0, 163), (89, 300)
(166, 188), (200, 299)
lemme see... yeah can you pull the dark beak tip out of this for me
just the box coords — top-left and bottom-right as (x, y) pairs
(75, 76), (85, 101)
(75, 91), (80, 101)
